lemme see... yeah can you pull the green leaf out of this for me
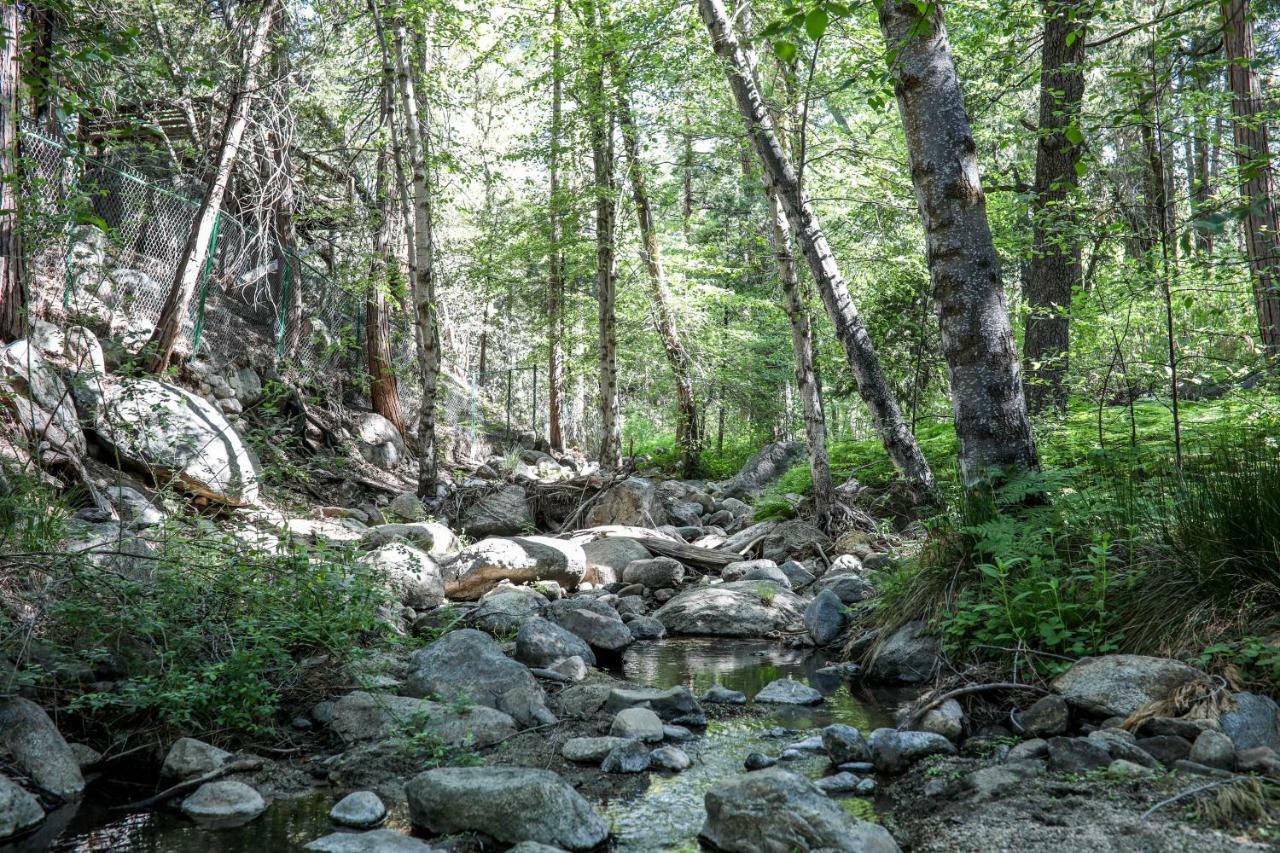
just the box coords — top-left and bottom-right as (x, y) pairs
(1065, 30), (1078, 47)
(805, 8), (829, 40)
(774, 40), (798, 62)
(1074, 160), (1088, 178)
(1064, 123), (1084, 145)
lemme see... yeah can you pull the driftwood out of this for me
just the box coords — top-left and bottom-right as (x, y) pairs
(898, 682), (1049, 731)
(112, 757), (263, 811)
(623, 536), (741, 571)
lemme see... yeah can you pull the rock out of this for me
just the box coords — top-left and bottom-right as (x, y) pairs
(1046, 736), (1112, 773)
(1006, 739), (1048, 762)
(721, 559), (777, 583)
(584, 477), (666, 528)
(966, 761), (1044, 800)
(547, 598), (633, 654)
(865, 621), (939, 684)
(508, 845), (570, 853)
(404, 630), (549, 727)
(470, 586), (549, 635)
(720, 441), (805, 500)
(360, 522), (460, 559)
(1188, 730), (1235, 770)
(1108, 759), (1155, 779)
(387, 491), (426, 522)
(653, 580), (806, 637)
(161, 737), (233, 782)
(869, 728), (956, 773)
(809, 572), (875, 607)
(918, 699), (965, 742)
(328, 691), (517, 747)
(664, 724), (693, 741)
(667, 501), (704, 527)
(180, 780), (266, 827)
(603, 685), (706, 726)
(1236, 746), (1280, 774)
(0, 698), (85, 801)
(359, 543), (446, 610)
(562, 736), (626, 763)
(354, 413), (408, 471)
(601, 739), (652, 773)
(444, 537), (587, 600)
(1087, 729), (1159, 768)
(803, 590), (845, 646)
(1136, 735), (1192, 766)
(823, 725), (871, 765)
(777, 560), (816, 590)
(1220, 692), (1280, 752)
(756, 678), (823, 705)
(549, 655), (588, 682)
(0, 340), (86, 465)
(94, 379), (260, 505)
(1050, 654), (1209, 718)
(649, 746), (691, 771)
(610, 707), (665, 742)
(741, 565), (792, 588)
(69, 743), (101, 769)
(699, 768), (900, 853)
(744, 752), (776, 770)
(579, 536), (652, 586)
(626, 615), (667, 640)
(1016, 694), (1069, 737)
(622, 557), (685, 589)
(760, 519), (832, 564)
(461, 485), (531, 536)
(105, 485), (164, 527)
(615, 595), (646, 617)
(703, 685), (748, 705)
(330, 791), (387, 828)
(815, 771), (863, 795)
(405, 767), (609, 850)
(305, 829), (437, 852)
(0, 774), (44, 840)
(1137, 716), (1210, 739)
(516, 617), (597, 668)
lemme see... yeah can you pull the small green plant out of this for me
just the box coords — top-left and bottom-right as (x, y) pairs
(756, 583), (777, 605)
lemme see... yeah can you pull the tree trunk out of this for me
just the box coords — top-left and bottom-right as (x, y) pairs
(589, 31), (621, 468)
(1222, 0), (1280, 354)
(615, 84), (700, 478)
(147, 0), (279, 372)
(877, 0), (1039, 487)
(1191, 109), (1213, 255)
(394, 24), (442, 497)
(267, 7), (302, 361)
(547, 0), (565, 451)
(0, 1), (23, 343)
(1023, 0), (1090, 414)
(699, 0), (935, 494)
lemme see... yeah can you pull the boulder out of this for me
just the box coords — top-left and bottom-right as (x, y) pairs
(722, 559), (777, 582)
(650, 745), (691, 772)
(93, 378), (260, 505)
(699, 768), (899, 852)
(1136, 735), (1192, 765)
(720, 441), (805, 500)
(330, 791), (387, 829)
(461, 485), (532, 537)
(918, 699), (965, 743)
(610, 707), (664, 742)
(583, 478), (665, 528)
(1047, 737), (1112, 773)
(1219, 692), (1280, 752)
(444, 537), (587, 600)
(305, 829), (437, 852)
(741, 564), (792, 588)
(0, 340), (86, 465)
(405, 766), (609, 850)
(105, 485), (164, 527)
(161, 737), (232, 782)
(803, 589), (845, 646)
(966, 761), (1044, 800)
(755, 678), (823, 705)
(180, 780), (266, 827)
(516, 617), (597, 668)
(760, 519), (831, 564)
(809, 572), (875, 606)
(580, 536), (652, 586)
(1016, 694), (1069, 738)
(562, 736), (626, 763)
(0, 774), (43, 840)
(703, 685), (748, 705)
(328, 691), (516, 747)
(823, 725), (871, 765)
(621, 557), (685, 589)
(1189, 729), (1236, 770)
(865, 621), (939, 684)
(600, 739), (651, 773)
(404, 630), (549, 726)
(354, 412), (408, 471)
(0, 698), (84, 801)
(603, 686), (705, 726)
(360, 522), (461, 559)
(1051, 655), (1209, 717)
(868, 728), (956, 774)
(547, 598), (633, 654)
(626, 615), (667, 640)
(549, 655), (588, 682)
(469, 585), (549, 635)
(387, 492), (426, 522)
(653, 580), (806, 638)
(359, 543), (446, 610)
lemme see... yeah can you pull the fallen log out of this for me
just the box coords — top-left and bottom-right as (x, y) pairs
(112, 757), (263, 811)
(621, 536), (741, 571)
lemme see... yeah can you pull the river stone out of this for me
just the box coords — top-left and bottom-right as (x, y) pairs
(470, 586), (549, 635)
(744, 752), (776, 770)
(161, 737), (233, 782)
(386, 492), (426, 522)
(1220, 691), (1280, 752)
(405, 766), (609, 850)
(869, 728), (957, 774)
(305, 829), (438, 852)
(918, 699), (966, 742)
(809, 571), (875, 605)
(461, 485), (531, 537)
(1189, 729), (1236, 770)
(1047, 736), (1112, 772)
(814, 771), (862, 794)
(330, 791), (386, 828)
(703, 685), (748, 705)
(580, 536), (652, 586)
(1086, 729), (1158, 767)
(516, 617), (597, 668)
(1108, 759), (1156, 779)
(626, 615), (667, 640)
(653, 580), (806, 638)
(328, 690), (516, 747)
(94, 378), (261, 505)
(720, 441), (805, 499)
(359, 543), (446, 609)
(721, 559), (777, 582)
(742, 565), (792, 588)
(760, 519), (832, 564)
(621, 557), (684, 589)
(0, 340), (86, 465)
(966, 760), (1045, 800)
(1017, 694), (1069, 737)
(803, 589), (845, 646)
(360, 522), (461, 559)
(1137, 735), (1192, 765)
(508, 845), (571, 853)
(562, 736), (626, 763)
(105, 485), (164, 527)
(547, 598), (633, 654)
(549, 655), (588, 682)
(603, 685), (705, 725)
(650, 745), (691, 771)
(583, 477), (666, 528)
(601, 739), (652, 773)
(611, 707), (665, 742)
(699, 768), (900, 853)
(1007, 738), (1049, 762)
(865, 621), (940, 684)
(776, 560), (816, 590)
(354, 413), (408, 471)
(180, 780), (266, 827)
(404, 630), (549, 725)
(1051, 654), (1209, 717)
(0, 774), (43, 840)
(823, 725), (871, 765)
(444, 537), (587, 600)
(755, 678), (823, 705)
(0, 698), (85, 801)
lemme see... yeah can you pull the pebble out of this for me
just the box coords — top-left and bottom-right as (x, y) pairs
(649, 746), (692, 771)
(744, 752), (776, 770)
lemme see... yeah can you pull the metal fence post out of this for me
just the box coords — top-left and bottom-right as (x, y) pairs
(190, 211), (222, 355)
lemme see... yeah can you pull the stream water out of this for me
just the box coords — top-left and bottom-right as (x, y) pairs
(19, 639), (898, 852)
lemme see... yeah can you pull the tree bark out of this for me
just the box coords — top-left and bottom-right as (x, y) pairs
(394, 24), (442, 497)
(546, 0), (565, 451)
(147, 0), (279, 372)
(877, 0), (1039, 487)
(588, 12), (621, 468)
(1023, 0), (1091, 414)
(0, 1), (23, 343)
(1221, 0), (1280, 354)
(699, 0), (935, 494)
(266, 6), (302, 361)
(615, 83), (700, 478)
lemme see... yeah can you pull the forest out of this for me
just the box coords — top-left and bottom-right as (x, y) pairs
(0, 0), (1278, 849)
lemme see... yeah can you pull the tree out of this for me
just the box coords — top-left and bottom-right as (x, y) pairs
(147, 0), (280, 372)
(1221, 0), (1280, 355)
(698, 0), (936, 495)
(0, 1), (23, 343)
(878, 0), (1039, 487)
(1023, 0), (1092, 413)
(547, 0), (566, 452)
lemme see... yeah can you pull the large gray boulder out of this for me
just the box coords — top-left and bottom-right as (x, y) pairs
(469, 585), (549, 635)
(760, 519), (831, 564)
(443, 537), (586, 600)
(866, 621), (939, 684)
(354, 412), (408, 471)
(583, 478), (666, 528)
(1219, 692), (1280, 752)
(180, 780), (265, 827)
(0, 699), (84, 801)
(809, 571), (875, 605)
(580, 536), (652, 586)
(0, 340), (86, 465)
(461, 485), (532, 537)
(403, 629), (551, 726)
(720, 441), (805, 500)
(359, 543), (446, 609)
(699, 768), (899, 852)
(622, 557), (684, 589)
(305, 829), (437, 852)
(405, 766), (609, 850)
(547, 599), (633, 654)
(328, 690), (516, 747)
(803, 589), (845, 646)
(868, 728), (957, 774)
(1051, 655), (1209, 717)
(0, 774), (44, 840)
(653, 580), (806, 638)
(161, 737), (232, 782)
(359, 522), (461, 559)
(516, 617), (597, 668)
(93, 378), (261, 505)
